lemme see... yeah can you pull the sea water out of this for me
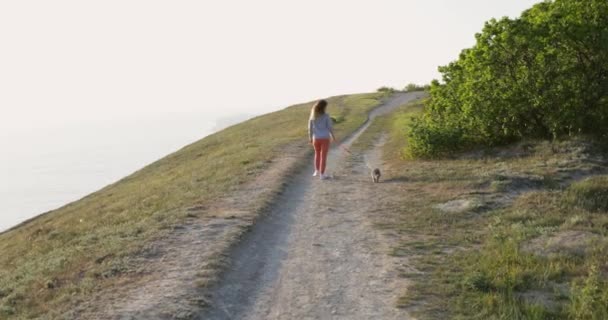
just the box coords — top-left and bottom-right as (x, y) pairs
(0, 112), (246, 232)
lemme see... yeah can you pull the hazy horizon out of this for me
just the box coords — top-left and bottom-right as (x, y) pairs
(1, 0), (541, 132)
(0, 112), (255, 232)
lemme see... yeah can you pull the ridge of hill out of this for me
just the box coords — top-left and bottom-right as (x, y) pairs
(0, 92), (390, 318)
(5, 89), (607, 320)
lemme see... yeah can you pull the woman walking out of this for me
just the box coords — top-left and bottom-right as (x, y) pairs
(308, 99), (336, 180)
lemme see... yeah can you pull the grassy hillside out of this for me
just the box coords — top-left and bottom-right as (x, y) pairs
(0, 92), (387, 318)
(356, 100), (608, 319)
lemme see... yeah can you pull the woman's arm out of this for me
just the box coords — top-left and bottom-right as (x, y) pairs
(327, 115), (336, 142)
(308, 119), (313, 143)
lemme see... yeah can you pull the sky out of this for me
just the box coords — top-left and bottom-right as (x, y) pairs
(0, 0), (542, 133)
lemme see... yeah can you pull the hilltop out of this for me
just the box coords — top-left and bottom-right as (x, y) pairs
(0, 92), (394, 318)
(2, 0), (607, 318)
(2, 90), (608, 319)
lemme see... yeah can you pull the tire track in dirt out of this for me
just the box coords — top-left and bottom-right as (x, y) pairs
(201, 92), (425, 320)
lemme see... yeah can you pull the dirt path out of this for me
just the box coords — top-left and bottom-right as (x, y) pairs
(202, 92), (425, 320)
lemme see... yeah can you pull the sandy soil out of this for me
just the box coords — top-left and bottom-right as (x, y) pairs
(201, 92), (425, 320)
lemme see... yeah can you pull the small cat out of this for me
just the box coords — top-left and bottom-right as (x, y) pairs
(372, 168), (381, 183)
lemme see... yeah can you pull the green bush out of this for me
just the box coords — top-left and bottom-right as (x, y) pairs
(377, 86), (396, 93)
(408, 0), (608, 157)
(403, 83), (429, 92)
(406, 116), (465, 158)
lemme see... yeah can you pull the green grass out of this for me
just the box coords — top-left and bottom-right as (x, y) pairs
(348, 98), (425, 156)
(353, 99), (608, 319)
(0, 92), (389, 319)
(434, 189), (608, 320)
(564, 176), (608, 212)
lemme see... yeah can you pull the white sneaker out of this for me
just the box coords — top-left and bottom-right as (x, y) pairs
(320, 173), (330, 180)
(313, 170), (319, 177)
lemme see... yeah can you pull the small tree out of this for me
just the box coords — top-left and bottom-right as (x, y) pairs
(407, 0), (608, 158)
(377, 86), (396, 93)
(404, 83), (428, 92)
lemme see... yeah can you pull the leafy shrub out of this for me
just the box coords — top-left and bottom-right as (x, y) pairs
(377, 86), (396, 93)
(403, 83), (429, 92)
(406, 116), (465, 158)
(408, 0), (608, 157)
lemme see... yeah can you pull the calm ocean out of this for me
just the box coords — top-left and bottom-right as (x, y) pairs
(0, 113), (247, 232)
